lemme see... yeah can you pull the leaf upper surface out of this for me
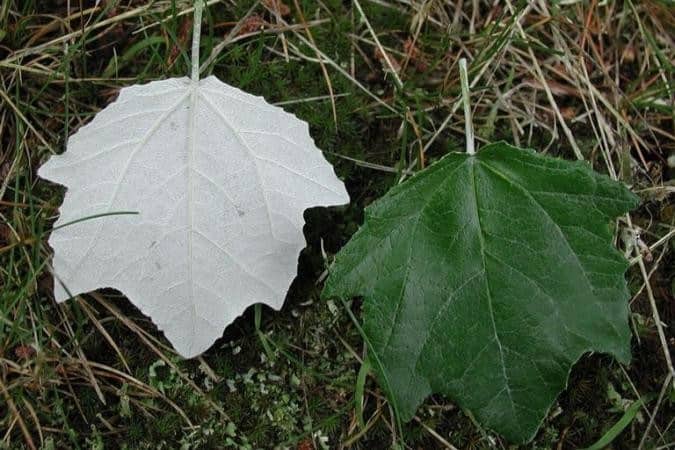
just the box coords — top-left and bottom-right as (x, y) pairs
(323, 142), (638, 442)
(39, 76), (349, 357)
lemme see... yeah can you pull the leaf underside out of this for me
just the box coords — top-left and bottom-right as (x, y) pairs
(323, 142), (638, 443)
(39, 76), (349, 358)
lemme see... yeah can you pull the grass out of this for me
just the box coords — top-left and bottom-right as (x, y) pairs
(1, 0), (674, 448)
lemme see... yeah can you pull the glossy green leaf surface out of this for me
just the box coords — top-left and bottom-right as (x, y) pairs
(323, 142), (638, 443)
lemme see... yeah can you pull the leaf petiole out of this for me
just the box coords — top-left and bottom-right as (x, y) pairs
(191, 0), (204, 82)
(459, 58), (475, 155)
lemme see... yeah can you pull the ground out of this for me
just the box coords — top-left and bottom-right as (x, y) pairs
(1, 0), (674, 449)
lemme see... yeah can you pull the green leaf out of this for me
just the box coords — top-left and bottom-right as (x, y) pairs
(323, 142), (639, 443)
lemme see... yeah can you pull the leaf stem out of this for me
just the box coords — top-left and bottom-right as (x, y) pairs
(459, 58), (475, 155)
(191, 0), (204, 82)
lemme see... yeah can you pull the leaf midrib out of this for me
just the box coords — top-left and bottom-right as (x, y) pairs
(469, 158), (516, 416)
(186, 84), (199, 348)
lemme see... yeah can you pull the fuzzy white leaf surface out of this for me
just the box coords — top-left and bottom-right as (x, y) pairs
(39, 76), (349, 357)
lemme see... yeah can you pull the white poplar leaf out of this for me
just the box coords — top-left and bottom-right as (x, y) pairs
(39, 76), (349, 357)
